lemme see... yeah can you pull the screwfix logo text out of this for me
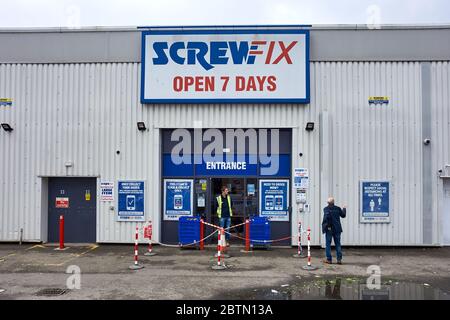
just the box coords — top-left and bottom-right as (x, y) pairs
(152, 40), (298, 71)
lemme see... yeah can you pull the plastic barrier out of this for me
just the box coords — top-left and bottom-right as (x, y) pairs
(178, 216), (201, 248)
(126, 218), (317, 272)
(293, 220), (306, 258)
(249, 217), (271, 249)
(301, 227), (318, 271)
(129, 225), (144, 270)
(212, 227), (226, 270)
(143, 221), (157, 256)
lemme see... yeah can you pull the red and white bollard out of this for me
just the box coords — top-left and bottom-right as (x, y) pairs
(144, 221), (157, 256)
(129, 225), (144, 270)
(212, 227), (226, 270)
(293, 220), (306, 258)
(302, 227), (318, 270)
(55, 215), (68, 251)
(220, 227), (230, 258)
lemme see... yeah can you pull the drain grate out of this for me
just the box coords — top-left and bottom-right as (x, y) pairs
(36, 288), (68, 296)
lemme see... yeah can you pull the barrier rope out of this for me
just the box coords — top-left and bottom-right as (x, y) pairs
(137, 220), (291, 247)
(202, 220), (220, 229)
(224, 230), (292, 244)
(224, 220), (248, 231)
(152, 229), (219, 248)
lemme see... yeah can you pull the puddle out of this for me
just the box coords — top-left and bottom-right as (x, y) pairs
(216, 277), (450, 300)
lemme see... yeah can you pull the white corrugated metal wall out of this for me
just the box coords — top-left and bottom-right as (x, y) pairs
(431, 62), (450, 245)
(0, 61), (448, 245)
(316, 61), (425, 245)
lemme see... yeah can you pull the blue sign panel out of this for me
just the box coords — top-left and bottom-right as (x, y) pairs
(259, 154), (291, 177)
(164, 179), (194, 221)
(259, 179), (289, 221)
(117, 181), (145, 222)
(162, 154), (194, 177)
(361, 181), (390, 223)
(195, 155), (258, 176)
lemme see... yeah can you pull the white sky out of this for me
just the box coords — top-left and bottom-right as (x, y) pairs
(0, 0), (449, 28)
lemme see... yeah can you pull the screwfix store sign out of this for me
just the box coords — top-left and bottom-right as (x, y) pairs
(141, 29), (310, 103)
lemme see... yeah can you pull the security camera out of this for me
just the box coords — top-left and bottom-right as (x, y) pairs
(299, 153), (303, 157)
(423, 139), (431, 145)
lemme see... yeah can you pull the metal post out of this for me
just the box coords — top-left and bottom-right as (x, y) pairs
(199, 219), (204, 251)
(240, 218), (251, 253)
(54, 215), (68, 250)
(59, 215), (64, 249)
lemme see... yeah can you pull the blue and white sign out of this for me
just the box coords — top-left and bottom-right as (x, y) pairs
(141, 29), (310, 104)
(164, 179), (194, 221)
(360, 181), (390, 223)
(259, 179), (289, 221)
(195, 155), (258, 176)
(117, 180), (145, 222)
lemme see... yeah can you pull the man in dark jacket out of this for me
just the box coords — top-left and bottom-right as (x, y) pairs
(322, 197), (347, 264)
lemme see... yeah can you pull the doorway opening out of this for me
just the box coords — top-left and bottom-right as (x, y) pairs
(209, 178), (258, 244)
(47, 177), (97, 243)
(443, 179), (450, 245)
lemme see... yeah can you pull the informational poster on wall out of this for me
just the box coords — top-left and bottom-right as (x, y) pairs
(117, 180), (145, 222)
(164, 179), (194, 221)
(360, 181), (390, 223)
(259, 180), (289, 221)
(100, 181), (114, 202)
(293, 168), (309, 189)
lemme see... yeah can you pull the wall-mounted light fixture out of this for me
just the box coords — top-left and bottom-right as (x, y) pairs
(1, 123), (13, 132)
(65, 161), (73, 168)
(137, 122), (146, 131)
(305, 122), (314, 131)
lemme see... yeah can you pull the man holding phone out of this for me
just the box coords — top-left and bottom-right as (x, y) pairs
(322, 197), (347, 264)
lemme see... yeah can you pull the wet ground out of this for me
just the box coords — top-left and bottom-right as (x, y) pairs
(214, 276), (450, 300)
(0, 244), (449, 299)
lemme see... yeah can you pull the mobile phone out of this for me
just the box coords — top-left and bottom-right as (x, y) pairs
(274, 195), (283, 210)
(265, 195), (274, 210)
(126, 195), (136, 210)
(174, 194), (183, 209)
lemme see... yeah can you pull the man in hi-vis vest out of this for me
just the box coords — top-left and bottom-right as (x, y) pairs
(215, 185), (233, 246)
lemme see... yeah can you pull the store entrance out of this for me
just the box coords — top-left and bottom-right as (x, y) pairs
(195, 177), (258, 244)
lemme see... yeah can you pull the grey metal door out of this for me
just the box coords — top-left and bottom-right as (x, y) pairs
(444, 180), (450, 245)
(48, 177), (97, 243)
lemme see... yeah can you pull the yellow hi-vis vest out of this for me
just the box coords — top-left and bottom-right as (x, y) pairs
(216, 195), (232, 218)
